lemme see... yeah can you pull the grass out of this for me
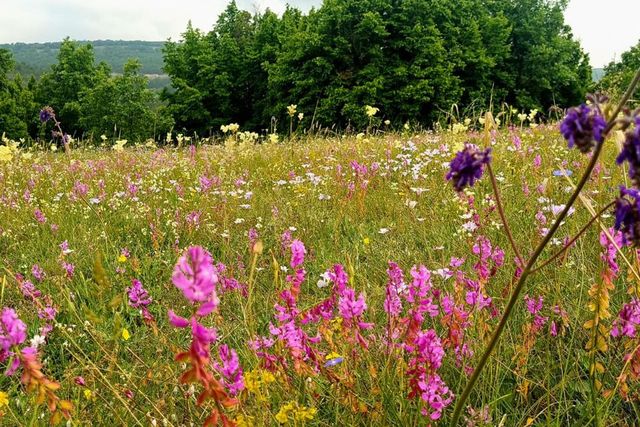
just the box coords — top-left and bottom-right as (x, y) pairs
(0, 125), (638, 426)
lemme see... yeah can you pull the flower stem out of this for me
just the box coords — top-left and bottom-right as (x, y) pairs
(449, 67), (640, 426)
(487, 163), (524, 266)
(531, 200), (615, 273)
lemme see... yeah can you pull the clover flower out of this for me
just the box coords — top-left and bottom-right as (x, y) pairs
(559, 104), (607, 153)
(446, 144), (491, 191)
(616, 116), (640, 185)
(614, 186), (640, 247)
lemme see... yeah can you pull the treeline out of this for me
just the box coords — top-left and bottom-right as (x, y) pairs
(0, 40), (173, 141)
(163, 0), (592, 134)
(1, 0), (594, 142)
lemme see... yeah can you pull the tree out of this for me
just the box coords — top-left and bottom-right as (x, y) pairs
(37, 38), (109, 136)
(80, 59), (174, 141)
(598, 39), (640, 102)
(0, 49), (36, 140)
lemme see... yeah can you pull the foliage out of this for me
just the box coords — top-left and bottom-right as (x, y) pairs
(598, 39), (640, 102)
(163, 0), (590, 132)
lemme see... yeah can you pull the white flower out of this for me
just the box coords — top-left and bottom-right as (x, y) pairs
(461, 221), (477, 232)
(234, 218), (245, 224)
(30, 334), (46, 349)
(378, 228), (390, 234)
(317, 272), (332, 288)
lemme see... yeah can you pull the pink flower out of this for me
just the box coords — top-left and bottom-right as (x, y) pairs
(338, 288), (367, 319)
(172, 246), (219, 304)
(290, 240), (306, 268)
(31, 264), (45, 282)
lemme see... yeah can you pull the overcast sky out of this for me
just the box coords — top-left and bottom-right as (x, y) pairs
(1, 0), (638, 68)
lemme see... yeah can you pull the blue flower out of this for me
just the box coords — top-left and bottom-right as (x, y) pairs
(446, 144), (491, 192)
(560, 104), (607, 153)
(323, 357), (344, 368)
(552, 169), (573, 177)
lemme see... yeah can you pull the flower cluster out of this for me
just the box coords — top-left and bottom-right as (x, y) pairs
(127, 279), (154, 322)
(168, 246), (240, 426)
(560, 103), (607, 153)
(446, 144), (491, 191)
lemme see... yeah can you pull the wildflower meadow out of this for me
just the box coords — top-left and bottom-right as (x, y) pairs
(1, 65), (640, 426)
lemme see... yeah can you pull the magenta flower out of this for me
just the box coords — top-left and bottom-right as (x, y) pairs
(213, 345), (244, 396)
(0, 308), (27, 373)
(338, 288), (367, 319)
(172, 246), (219, 305)
(290, 240), (306, 268)
(611, 299), (640, 338)
(127, 279), (152, 309)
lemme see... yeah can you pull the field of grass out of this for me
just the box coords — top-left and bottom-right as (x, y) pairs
(0, 124), (639, 426)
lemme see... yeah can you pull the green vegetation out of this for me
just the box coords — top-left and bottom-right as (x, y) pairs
(164, 0), (591, 134)
(0, 40), (165, 77)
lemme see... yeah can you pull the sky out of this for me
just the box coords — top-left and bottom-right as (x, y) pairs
(0, 0), (639, 68)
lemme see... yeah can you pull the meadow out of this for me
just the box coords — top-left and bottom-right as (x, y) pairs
(0, 117), (639, 426)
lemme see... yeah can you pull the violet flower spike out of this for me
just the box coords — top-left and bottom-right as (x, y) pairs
(446, 144), (492, 191)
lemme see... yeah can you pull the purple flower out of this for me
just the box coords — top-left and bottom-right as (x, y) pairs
(611, 298), (640, 338)
(614, 186), (640, 247)
(39, 106), (55, 123)
(31, 264), (45, 282)
(213, 344), (244, 396)
(616, 116), (640, 185)
(324, 356), (344, 368)
(446, 144), (491, 191)
(172, 246), (219, 304)
(560, 104), (607, 153)
(127, 279), (152, 309)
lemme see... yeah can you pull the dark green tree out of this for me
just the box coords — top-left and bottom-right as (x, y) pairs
(0, 49), (36, 139)
(37, 38), (109, 136)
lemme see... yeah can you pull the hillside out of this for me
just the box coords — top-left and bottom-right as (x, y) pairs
(0, 40), (166, 77)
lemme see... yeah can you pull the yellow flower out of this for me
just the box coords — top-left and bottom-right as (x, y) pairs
(287, 104), (297, 117)
(84, 389), (93, 400)
(117, 254), (127, 263)
(121, 328), (131, 341)
(364, 105), (379, 117)
(325, 351), (342, 360)
(0, 145), (13, 162)
(235, 415), (255, 427)
(113, 139), (127, 151)
(363, 237), (370, 245)
(0, 391), (8, 407)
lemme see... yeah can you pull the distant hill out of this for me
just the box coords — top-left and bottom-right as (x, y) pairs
(0, 40), (166, 77)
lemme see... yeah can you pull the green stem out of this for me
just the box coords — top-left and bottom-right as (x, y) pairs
(449, 67), (640, 426)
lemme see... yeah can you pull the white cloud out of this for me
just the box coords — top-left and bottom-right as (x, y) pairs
(1, 0), (638, 69)
(564, 0), (640, 67)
